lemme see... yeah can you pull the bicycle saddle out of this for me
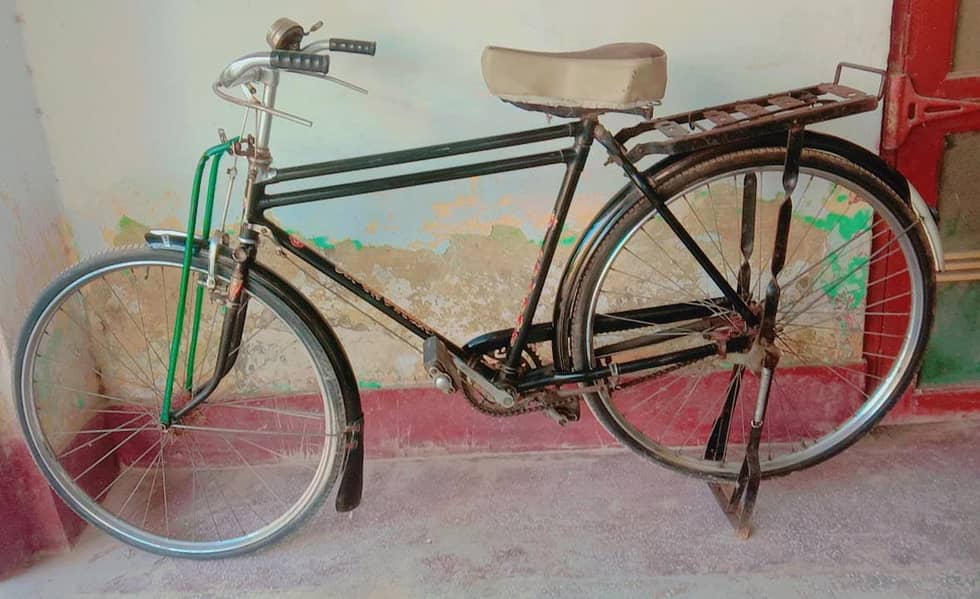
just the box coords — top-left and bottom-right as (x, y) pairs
(482, 43), (667, 116)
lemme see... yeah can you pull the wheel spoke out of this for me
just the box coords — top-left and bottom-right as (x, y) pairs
(19, 252), (340, 555)
(578, 163), (926, 479)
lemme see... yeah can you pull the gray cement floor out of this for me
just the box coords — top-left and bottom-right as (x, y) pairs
(5, 420), (980, 598)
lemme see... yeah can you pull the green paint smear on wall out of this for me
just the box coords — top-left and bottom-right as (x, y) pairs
(802, 207), (872, 241)
(821, 254), (870, 307)
(310, 235), (335, 250)
(921, 282), (980, 386)
(113, 215), (151, 246)
(288, 232), (365, 251)
(358, 379), (383, 389)
(490, 224), (534, 246)
(795, 207), (873, 308)
(118, 214), (145, 233)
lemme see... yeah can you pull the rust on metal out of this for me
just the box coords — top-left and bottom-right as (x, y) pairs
(767, 95), (805, 109)
(615, 71), (880, 157)
(734, 103), (768, 118)
(704, 110), (738, 126)
(817, 83), (864, 99)
(653, 120), (689, 138)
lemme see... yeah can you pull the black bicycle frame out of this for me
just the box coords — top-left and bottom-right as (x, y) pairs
(239, 118), (752, 388)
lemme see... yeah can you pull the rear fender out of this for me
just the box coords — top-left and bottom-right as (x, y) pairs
(552, 131), (944, 370)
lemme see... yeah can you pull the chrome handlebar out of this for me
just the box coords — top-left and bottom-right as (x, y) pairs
(217, 52), (277, 88)
(213, 37), (372, 129)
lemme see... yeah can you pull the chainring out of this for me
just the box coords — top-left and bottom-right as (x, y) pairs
(459, 346), (558, 417)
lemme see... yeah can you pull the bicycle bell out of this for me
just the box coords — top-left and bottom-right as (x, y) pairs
(266, 18), (323, 50)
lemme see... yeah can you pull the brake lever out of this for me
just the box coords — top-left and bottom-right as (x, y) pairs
(212, 81), (314, 127)
(323, 74), (368, 94)
(286, 69), (368, 94)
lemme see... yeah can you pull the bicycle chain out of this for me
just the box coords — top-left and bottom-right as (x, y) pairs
(265, 232), (715, 417)
(459, 343), (709, 417)
(458, 346), (551, 417)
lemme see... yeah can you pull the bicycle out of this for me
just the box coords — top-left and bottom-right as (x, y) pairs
(14, 17), (942, 557)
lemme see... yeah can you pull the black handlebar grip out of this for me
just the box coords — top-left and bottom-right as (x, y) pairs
(270, 51), (330, 74)
(329, 38), (377, 56)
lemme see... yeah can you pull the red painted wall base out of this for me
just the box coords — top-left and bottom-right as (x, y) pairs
(2, 382), (976, 578)
(361, 383), (980, 458)
(0, 439), (80, 579)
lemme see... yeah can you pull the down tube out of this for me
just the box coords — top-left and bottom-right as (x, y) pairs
(259, 220), (466, 356)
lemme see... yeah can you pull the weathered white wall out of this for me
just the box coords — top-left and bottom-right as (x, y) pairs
(16, 0), (892, 250)
(11, 0), (894, 386)
(0, 2), (75, 434)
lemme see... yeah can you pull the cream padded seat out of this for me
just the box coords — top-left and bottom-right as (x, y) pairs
(481, 43), (667, 114)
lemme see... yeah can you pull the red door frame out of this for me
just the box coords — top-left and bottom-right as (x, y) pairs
(881, 0), (980, 417)
(881, 0), (980, 207)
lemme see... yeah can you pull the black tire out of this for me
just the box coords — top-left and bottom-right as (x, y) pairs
(15, 246), (352, 558)
(569, 147), (935, 479)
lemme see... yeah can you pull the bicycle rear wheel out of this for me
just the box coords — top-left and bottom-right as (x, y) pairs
(569, 147), (934, 479)
(15, 247), (348, 557)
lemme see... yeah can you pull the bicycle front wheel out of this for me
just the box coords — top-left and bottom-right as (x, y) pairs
(569, 147), (935, 479)
(15, 247), (348, 557)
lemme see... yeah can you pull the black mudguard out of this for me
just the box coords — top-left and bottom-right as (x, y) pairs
(144, 231), (365, 512)
(551, 130), (919, 370)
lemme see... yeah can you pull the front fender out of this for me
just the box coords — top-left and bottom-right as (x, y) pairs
(144, 229), (366, 511)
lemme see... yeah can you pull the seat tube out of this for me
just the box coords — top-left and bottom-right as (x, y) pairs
(503, 119), (595, 377)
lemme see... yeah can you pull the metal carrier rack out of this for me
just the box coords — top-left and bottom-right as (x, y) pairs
(615, 62), (886, 159)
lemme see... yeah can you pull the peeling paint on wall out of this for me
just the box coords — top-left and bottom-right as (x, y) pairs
(15, 0), (893, 394)
(95, 169), (877, 390)
(103, 213), (583, 387)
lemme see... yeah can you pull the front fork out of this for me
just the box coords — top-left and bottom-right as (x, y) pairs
(159, 136), (254, 427)
(168, 228), (257, 423)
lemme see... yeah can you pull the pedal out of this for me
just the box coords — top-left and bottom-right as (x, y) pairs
(423, 336), (462, 394)
(543, 400), (580, 426)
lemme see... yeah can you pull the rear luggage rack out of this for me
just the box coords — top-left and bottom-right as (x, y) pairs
(615, 62), (886, 158)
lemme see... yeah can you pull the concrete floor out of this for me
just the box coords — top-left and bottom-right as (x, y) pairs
(4, 420), (980, 598)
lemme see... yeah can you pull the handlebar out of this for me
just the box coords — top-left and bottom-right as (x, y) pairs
(270, 50), (330, 74)
(213, 25), (377, 130)
(328, 38), (376, 56)
(217, 37), (376, 89)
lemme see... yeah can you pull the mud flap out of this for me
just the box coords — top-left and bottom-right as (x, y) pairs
(335, 415), (364, 512)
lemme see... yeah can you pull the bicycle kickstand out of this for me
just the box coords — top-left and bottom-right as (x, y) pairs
(705, 125), (802, 539)
(706, 374), (770, 539)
